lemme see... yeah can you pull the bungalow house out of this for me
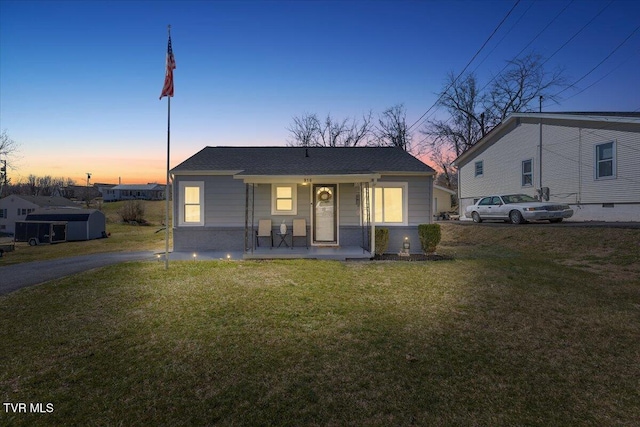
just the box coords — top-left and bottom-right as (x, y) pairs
(453, 112), (640, 222)
(170, 146), (436, 258)
(102, 184), (165, 202)
(0, 195), (77, 235)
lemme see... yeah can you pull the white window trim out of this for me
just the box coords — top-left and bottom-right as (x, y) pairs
(475, 160), (484, 177)
(522, 158), (534, 187)
(271, 184), (297, 215)
(594, 141), (616, 180)
(372, 182), (409, 226)
(178, 181), (204, 226)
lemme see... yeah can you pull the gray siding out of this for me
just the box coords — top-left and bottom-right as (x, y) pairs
(173, 173), (433, 252)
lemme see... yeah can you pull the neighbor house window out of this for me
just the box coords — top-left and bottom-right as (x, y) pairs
(372, 183), (408, 225)
(595, 141), (616, 179)
(272, 184), (297, 215)
(522, 159), (533, 187)
(179, 181), (204, 226)
(0, 208), (6, 218)
(475, 161), (484, 177)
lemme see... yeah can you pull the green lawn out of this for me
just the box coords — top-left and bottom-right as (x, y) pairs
(1, 225), (639, 425)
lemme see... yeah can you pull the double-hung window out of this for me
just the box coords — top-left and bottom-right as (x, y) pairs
(522, 159), (533, 187)
(179, 181), (204, 225)
(272, 184), (297, 215)
(475, 161), (484, 177)
(595, 141), (616, 179)
(372, 183), (408, 225)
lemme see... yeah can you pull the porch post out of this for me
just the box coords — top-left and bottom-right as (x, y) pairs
(370, 179), (376, 256)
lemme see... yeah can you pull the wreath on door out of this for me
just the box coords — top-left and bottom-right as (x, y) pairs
(318, 190), (332, 202)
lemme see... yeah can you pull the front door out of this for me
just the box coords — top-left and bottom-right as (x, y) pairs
(313, 184), (337, 244)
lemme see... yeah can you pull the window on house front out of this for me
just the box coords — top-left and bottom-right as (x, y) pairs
(0, 208), (6, 218)
(595, 141), (615, 179)
(522, 159), (533, 187)
(475, 161), (484, 177)
(372, 183), (408, 225)
(272, 184), (297, 215)
(179, 181), (204, 225)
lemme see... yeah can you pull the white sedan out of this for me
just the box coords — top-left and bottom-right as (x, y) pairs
(466, 194), (574, 224)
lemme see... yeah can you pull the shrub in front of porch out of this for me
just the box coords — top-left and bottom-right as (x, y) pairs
(418, 224), (441, 254)
(375, 228), (389, 255)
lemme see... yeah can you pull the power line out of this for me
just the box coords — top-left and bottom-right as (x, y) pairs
(407, 0), (522, 132)
(550, 24), (640, 99)
(478, 0), (575, 94)
(540, 0), (613, 67)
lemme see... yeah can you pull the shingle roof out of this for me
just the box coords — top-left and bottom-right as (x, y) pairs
(171, 147), (435, 175)
(10, 196), (78, 207)
(26, 208), (102, 222)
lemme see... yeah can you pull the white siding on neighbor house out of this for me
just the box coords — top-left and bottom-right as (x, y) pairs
(459, 120), (640, 206)
(459, 122), (540, 199)
(577, 127), (639, 204)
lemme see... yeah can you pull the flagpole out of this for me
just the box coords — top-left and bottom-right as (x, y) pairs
(160, 24), (174, 269)
(165, 94), (170, 269)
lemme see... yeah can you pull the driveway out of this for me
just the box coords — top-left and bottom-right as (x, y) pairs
(0, 251), (156, 296)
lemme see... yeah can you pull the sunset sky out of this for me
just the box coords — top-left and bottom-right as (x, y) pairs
(1, 0), (638, 185)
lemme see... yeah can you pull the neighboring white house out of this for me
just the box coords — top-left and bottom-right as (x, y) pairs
(0, 195), (78, 234)
(101, 184), (165, 202)
(453, 112), (640, 222)
(433, 185), (457, 219)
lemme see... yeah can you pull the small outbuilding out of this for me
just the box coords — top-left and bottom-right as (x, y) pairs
(25, 208), (106, 241)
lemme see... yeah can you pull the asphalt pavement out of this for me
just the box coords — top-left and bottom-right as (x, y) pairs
(0, 251), (156, 296)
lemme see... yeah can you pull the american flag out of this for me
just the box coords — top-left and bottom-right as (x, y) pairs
(159, 33), (176, 99)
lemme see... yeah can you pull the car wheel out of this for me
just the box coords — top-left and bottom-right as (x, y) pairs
(472, 212), (482, 223)
(509, 210), (524, 224)
(549, 218), (563, 223)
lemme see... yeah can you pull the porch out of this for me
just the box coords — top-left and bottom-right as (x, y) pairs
(165, 246), (372, 261)
(244, 245), (372, 260)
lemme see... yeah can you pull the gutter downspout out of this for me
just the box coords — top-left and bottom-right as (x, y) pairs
(539, 97), (543, 197)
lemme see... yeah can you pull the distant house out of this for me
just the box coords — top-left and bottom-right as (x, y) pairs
(102, 184), (165, 202)
(170, 146), (436, 257)
(453, 112), (640, 222)
(61, 185), (103, 201)
(25, 208), (106, 241)
(433, 185), (457, 219)
(0, 195), (77, 235)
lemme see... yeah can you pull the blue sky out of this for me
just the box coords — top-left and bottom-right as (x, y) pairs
(1, 0), (639, 184)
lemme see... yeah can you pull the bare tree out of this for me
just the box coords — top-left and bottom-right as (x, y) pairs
(374, 104), (412, 151)
(420, 52), (568, 188)
(287, 113), (319, 147)
(422, 53), (567, 159)
(486, 53), (567, 125)
(287, 112), (373, 147)
(0, 130), (20, 161)
(0, 131), (20, 197)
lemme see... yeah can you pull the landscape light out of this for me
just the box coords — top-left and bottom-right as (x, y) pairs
(192, 253), (197, 261)
(226, 254), (231, 260)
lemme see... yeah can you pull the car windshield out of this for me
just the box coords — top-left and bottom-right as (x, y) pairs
(502, 194), (537, 204)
